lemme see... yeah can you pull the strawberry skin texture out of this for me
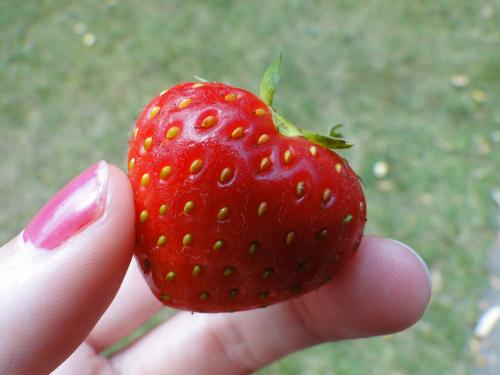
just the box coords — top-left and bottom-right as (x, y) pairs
(128, 82), (366, 312)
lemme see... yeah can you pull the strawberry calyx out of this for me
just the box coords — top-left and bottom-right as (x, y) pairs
(272, 111), (352, 149)
(260, 55), (352, 150)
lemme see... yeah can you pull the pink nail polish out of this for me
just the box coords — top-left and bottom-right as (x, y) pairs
(23, 161), (108, 250)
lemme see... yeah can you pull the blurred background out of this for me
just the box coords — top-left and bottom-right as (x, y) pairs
(1, 0), (499, 373)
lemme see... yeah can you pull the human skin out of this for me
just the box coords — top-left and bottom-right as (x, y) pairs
(0, 162), (431, 375)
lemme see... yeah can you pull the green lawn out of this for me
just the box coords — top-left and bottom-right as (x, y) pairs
(1, 0), (499, 373)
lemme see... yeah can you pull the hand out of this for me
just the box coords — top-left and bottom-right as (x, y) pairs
(0, 161), (431, 374)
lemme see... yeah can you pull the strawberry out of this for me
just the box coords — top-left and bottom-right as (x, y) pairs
(128, 58), (366, 312)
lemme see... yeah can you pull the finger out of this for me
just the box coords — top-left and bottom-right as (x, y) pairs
(110, 237), (431, 375)
(51, 343), (110, 375)
(86, 258), (163, 352)
(0, 162), (135, 375)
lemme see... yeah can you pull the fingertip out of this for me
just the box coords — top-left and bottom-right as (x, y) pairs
(387, 238), (431, 292)
(0, 162), (136, 374)
(337, 236), (432, 336)
(383, 238), (431, 330)
(107, 164), (135, 215)
(300, 236), (431, 340)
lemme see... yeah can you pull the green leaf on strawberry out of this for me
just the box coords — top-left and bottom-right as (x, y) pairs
(259, 53), (283, 107)
(259, 56), (352, 149)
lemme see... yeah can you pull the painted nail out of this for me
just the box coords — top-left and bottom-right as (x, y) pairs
(23, 161), (109, 250)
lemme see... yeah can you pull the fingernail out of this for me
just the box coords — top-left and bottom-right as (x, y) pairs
(23, 161), (109, 250)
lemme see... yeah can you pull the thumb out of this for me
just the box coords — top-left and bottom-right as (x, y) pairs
(0, 161), (135, 375)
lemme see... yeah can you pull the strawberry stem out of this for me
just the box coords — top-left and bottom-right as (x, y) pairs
(259, 56), (353, 150)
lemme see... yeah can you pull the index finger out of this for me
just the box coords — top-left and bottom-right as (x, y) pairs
(109, 236), (431, 374)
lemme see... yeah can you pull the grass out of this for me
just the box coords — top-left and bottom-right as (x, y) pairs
(1, 0), (499, 373)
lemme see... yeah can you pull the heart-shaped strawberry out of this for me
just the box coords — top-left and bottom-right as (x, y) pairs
(128, 58), (366, 312)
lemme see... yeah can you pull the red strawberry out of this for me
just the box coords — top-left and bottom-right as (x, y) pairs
(128, 59), (366, 312)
